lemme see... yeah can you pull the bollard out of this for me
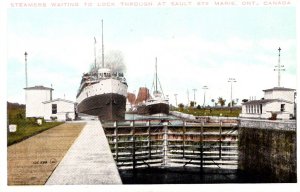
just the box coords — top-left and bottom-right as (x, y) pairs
(37, 119), (42, 126)
(9, 124), (17, 132)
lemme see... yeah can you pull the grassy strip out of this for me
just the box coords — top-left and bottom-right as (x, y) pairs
(175, 108), (241, 117)
(7, 122), (63, 146)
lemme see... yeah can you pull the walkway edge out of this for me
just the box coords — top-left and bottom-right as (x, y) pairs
(46, 120), (122, 185)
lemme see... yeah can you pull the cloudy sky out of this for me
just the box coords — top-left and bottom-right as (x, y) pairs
(6, 2), (297, 106)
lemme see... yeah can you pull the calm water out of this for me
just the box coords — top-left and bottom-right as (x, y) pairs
(118, 166), (278, 184)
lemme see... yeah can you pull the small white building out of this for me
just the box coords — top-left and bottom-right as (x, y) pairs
(240, 87), (296, 120)
(24, 85), (53, 118)
(43, 98), (76, 121)
(24, 85), (76, 121)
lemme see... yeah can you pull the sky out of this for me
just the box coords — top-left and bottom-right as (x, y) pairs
(6, 1), (297, 107)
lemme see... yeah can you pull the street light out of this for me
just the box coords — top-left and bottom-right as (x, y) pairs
(24, 52), (28, 88)
(174, 93), (178, 107)
(228, 78), (237, 108)
(192, 88), (197, 105)
(202, 86), (208, 107)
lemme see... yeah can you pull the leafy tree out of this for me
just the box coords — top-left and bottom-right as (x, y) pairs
(178, 103), (184, 111)
(242, 99), (249, 103)
(190, 101), (196, 108)
(218, 97), (226, 107)
(196, 105), (201, 109)
(228, 100), (237, 107)
(211, 99), (215, 106)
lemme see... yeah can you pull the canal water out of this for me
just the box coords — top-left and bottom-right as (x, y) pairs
(118, 166), (277, 184)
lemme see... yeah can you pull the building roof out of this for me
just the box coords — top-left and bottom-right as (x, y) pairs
(24, 85), (54, 91)
(242, 99), (293, 105)
(263, 87), (295, 92)
(42, 98), (75, 104)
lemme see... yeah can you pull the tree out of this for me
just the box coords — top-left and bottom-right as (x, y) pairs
(242, 99), (249, 103)
(218, 97), (226, 107)
(211, 99), (216, 107)
(190, 101), (196, 108)
(228, 100), (237, 107)
(178, 103), (184, 111)
(196, 105), (201, 109)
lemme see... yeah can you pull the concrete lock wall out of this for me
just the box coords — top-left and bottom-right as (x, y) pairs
(238, 119), (296, 182)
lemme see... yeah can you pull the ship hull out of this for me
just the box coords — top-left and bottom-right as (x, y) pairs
(136, 104), (149, 115)
(137, 102), (169, 115)
(77, 93), (126, 121)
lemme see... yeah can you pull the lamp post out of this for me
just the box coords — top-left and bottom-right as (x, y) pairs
(228, 78), (237, 108)
(192, 88), (197, 106)
(202, 86), (208, 107)
(24, 52), (28, 88)
(174, 93), (178, 107)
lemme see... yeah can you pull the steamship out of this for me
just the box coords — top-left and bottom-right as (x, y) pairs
(137, 58), (169, 115)
(76, 21), (128, 121)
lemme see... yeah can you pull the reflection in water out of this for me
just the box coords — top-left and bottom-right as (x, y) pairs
(119, 167), (277, 184)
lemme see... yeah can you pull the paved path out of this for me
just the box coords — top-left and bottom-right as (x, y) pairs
(46, 120), (122, 185)
(8, 122), (85, 185)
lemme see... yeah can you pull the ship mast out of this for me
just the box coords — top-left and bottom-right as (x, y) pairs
(94, 37), (97, 69)
(101, 19), (105, 68)
(155, 57), (158, 92)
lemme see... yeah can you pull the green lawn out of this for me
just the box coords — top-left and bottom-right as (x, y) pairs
(7, 120), (63, 146)
(174, 108), (241, 117)
(7, 102), (64, 146)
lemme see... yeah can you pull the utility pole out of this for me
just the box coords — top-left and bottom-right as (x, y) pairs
(228, 78), (237, 108)
(174, 93), (178, 107)
(192, 89), (197, 104)
(94, 37), (97, 69)
(187, 89), (190, 106)
(274, 47), (285, 87)
(202, 86), (208, 107)
(24, 52), (28, 88)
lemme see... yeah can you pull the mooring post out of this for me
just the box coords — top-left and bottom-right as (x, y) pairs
(132, 120), (136, 170)
(200, 120), (204, 172)
(114, 121), (119, 163)
(219, 121), (223, 160)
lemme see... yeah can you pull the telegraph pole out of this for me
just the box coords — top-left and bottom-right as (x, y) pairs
(174, 93), (178, 107)
(187, 89), (190, 106)
(192, 89), (197, 104)
(24, 52), (28, 88)
(228, 78), (237, 108)
(274, 47), (285, 87)
(94, 37), (97, 69)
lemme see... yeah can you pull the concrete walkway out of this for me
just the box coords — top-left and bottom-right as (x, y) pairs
(46, 120), (122, 185)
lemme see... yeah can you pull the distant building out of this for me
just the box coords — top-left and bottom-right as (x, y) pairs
(24, 85), (75, 121)
(240, 87), (296, 120)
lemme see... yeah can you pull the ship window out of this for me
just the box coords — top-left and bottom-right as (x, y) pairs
(280, 104), (285, 112)
(52, 104), (57, 114)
